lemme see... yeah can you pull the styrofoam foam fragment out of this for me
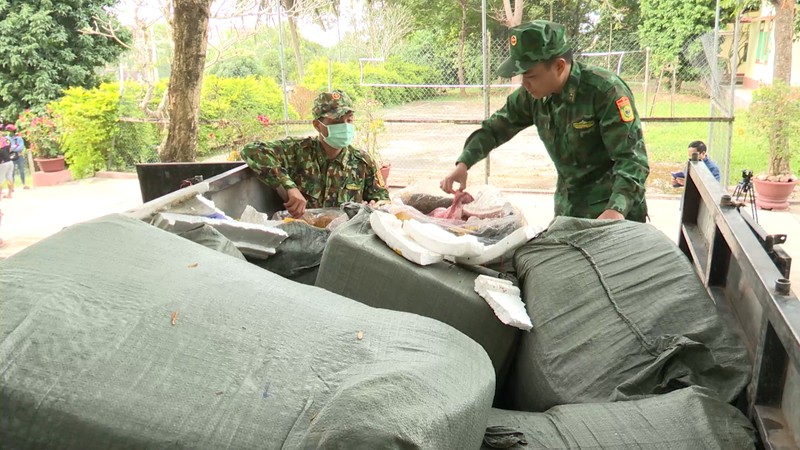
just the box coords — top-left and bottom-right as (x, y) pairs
(165, 194), (232, 219)
(402, 219), (485, 258)
(474, 275), (532, 331)
(370, 211), (443, 266)
(152, 212), (288, 259)
(455, 226), (541, 266)
(240, 205), (282, 227)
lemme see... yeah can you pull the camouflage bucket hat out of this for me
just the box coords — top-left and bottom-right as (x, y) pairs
(312, 90), (355, 120)
(497, 20), (570, 78)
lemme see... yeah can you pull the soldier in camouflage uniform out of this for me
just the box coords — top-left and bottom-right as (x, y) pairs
(441, 20), (649, 222)
(241, 90), (389, 218)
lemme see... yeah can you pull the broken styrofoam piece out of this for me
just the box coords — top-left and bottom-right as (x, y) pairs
(370, 211), (443, 266)
(165, 194), (232, 220)
(240, 205), (281, 227)
(474, 275), (532, 331)
(152, 212), (288, 259)
(125, 182), (210, 221)
(402, 219), (485, 258)
(455, 225), (541, 266)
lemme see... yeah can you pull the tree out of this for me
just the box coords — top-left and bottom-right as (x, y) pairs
(767, 0), (796, 175)
(161, 0), (211, 162)
(359, 2), (413, 59)
(496, 0), (524, 28)
(282, 0), (305, 80)
(0, 0), (129, 120)
(208, 56), (266, 78)
(771, 0), (795, 85)
(639, 0), (715, 67)
(639, 0), (716, 90)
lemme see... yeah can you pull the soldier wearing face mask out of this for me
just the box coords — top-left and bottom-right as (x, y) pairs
(241, 90), (389, 218)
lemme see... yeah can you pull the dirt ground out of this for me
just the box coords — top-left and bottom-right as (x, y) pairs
(376, 98), (683, 192)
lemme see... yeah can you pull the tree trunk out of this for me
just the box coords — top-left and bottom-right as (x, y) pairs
(772, 0), (794, 84)
(160, 0), (211, 163)
(770, 0), (794, 175)
(283, 0), (304, 81)
(458, 1), (468, 96)
(287, 16), (304, 80)
(503, 0), (525, 87)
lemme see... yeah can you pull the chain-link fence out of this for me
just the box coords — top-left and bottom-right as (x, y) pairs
(267, 26), (737, 192)
(110, 8), (737, 193)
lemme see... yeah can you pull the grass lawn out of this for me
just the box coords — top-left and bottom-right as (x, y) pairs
(637, 96), (768, 187)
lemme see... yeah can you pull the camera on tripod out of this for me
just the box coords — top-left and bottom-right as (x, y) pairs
(733, 168), (757, 222)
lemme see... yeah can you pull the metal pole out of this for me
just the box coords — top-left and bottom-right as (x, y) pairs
(725, 14), (742, 188)
(276, 4), (290, 136)
(708, 0), (722, 151)
(643, 47), (650, 119)
(487, 32), (492, 112)
(670, 62), (676, 117)
(482, 0), (489, 185)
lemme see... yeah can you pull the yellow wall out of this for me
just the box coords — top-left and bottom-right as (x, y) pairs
(735, 3), (800, 86)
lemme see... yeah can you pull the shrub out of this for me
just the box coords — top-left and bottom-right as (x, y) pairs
(49, 83), (120, 178)
(198, 75), (298, 156)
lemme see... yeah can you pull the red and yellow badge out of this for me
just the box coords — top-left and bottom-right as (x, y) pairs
(510, 35), (518, 46)
(615, 96), (634, 123)
(332, 92), (341, 100)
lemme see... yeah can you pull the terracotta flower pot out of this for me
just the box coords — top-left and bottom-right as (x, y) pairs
(34, 156), (66, 173)
(753, 178), (797, 210)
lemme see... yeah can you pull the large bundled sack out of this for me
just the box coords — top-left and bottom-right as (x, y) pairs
(482, 387), (755, 449)
(507, 217), (751, 411)
(316, 208), (521, 381)
(250, 220), (331, 285)
(0, 214), (495, 449)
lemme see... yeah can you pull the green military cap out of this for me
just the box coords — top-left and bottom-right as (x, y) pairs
(497, 20), (570, 78)
(312, 90), (355, 120)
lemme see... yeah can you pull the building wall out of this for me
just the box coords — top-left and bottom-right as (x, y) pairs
(739, 2), (800, 87)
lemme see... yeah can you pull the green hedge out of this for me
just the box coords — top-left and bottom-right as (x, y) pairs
(301, 57), (437, 106)
(45, 76), (297, 177)
(197, 75), (297, 157)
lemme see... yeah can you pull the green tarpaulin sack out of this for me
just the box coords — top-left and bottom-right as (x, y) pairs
(250, 220), (330, 285)
(0, 214), (495, 449)
(482, 386), (755, 449)
(316, 208), (521, 382)
(508, 217), (750, 411)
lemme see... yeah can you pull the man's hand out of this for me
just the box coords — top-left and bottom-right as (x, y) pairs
(440, 162), (469, 194)
(597, 209), (625, 220)
(284, 188), (307, 218)
(366, 199), (390, 208)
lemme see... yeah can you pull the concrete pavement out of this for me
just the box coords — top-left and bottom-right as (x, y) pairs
(0, 177), (143, 259)
(2, 177), (800, 289)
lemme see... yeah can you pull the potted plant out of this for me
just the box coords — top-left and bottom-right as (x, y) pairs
(354, 98), (391, 185)
(749, 81), (800, 210)
(17, 108), (65, 173)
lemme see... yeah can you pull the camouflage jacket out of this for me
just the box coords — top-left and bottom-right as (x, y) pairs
(457, 61), (650, 222)
(241, 136), (389, 208)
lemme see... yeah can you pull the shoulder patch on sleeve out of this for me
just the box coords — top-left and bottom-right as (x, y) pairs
(615, 96), (634, 123)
